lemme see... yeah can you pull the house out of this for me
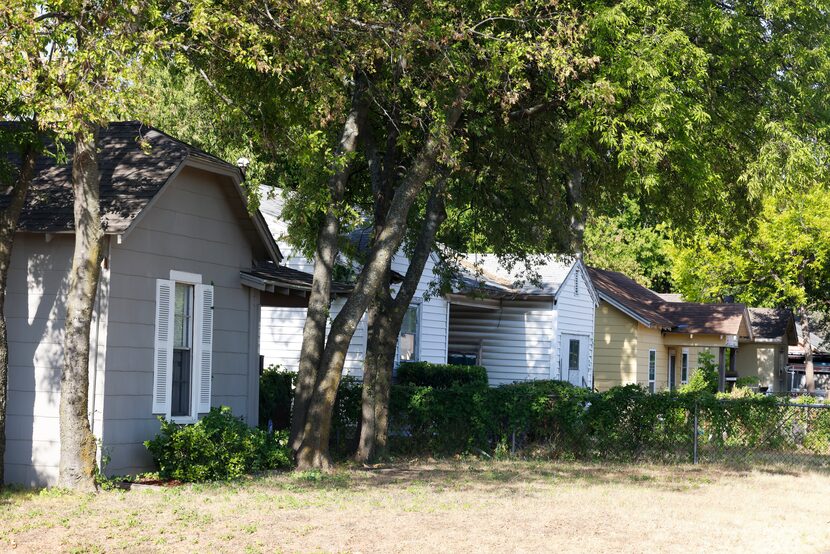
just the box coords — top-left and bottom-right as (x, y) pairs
(257, 195), (449, 375)
(737, 308), (797, 391)
(2, 121), (308, 486)
(447, 255), (597, 386)
(588, 266), (795, 393)
(257, 194), (598, 386)
(787, 322), (830, 392)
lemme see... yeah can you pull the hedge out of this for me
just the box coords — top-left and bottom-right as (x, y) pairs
(396, 362), (488, 388)
(260, 367), (830, 463)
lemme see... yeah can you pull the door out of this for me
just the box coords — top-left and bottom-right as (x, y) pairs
(668, 349), (677, 391)
(561, 334), (589, 388)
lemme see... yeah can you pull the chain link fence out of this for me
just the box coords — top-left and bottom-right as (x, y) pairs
(694, 400), (830, 467)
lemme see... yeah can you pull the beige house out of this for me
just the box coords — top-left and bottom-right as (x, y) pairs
(588, 267), (794, 393)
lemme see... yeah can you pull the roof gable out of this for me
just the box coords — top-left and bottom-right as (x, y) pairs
(587, 266), (752, 336)
(2, 121), (280, 262)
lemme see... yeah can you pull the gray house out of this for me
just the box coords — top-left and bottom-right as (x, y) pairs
(3, 122), (306, 486)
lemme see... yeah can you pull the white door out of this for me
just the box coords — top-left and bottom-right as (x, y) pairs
(561, 334), (589, 388)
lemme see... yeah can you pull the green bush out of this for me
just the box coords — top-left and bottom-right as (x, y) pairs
(396, 362), (488, 388)
(145, 406), (291, 481)
(680, 351), (719, 394)
(259, 365), (294, 430)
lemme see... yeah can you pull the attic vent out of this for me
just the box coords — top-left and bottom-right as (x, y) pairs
(575, 268), (580, 295)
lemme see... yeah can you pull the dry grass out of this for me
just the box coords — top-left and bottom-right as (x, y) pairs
(2, 460), (830, 553)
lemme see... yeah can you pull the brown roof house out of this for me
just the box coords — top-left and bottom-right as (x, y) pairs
(588, 267), (795, 393)
(2, 122), (321, 486)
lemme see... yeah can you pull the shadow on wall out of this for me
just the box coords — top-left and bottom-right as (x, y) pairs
(6, 237), (71, 486)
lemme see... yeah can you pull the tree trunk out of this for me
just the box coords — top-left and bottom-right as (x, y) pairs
(565, 166), (585, 257)
(295, 90), (466, 470)
(798, 305), (815, 393)
(290, 75), (369, 454)
(0, 141), (38, 488)
(355, 180), (448, 464)
(59, 126), (103, 491)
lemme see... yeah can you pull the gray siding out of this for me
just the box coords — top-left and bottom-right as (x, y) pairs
(103, 167), (259, 476)
(4, 233), (108, 486)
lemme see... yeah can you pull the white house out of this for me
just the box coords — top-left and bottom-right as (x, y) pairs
(258, 193), (598, 387)
(2, 122), (309, 486)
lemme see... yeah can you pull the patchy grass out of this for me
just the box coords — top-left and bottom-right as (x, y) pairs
(2, 460), (830, 553)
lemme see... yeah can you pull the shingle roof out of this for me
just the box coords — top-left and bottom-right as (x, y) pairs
(1, 121), (241, 234)
(242, 263), (354, 296)
(586, 267), (675, 327)
(749, 308), (797, 344)
(658, 302), (749, 336)
(587, 266), (751, 336)
(455, 254), (575, 298)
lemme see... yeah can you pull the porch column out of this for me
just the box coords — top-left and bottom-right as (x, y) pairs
(718, 347), (726, 392)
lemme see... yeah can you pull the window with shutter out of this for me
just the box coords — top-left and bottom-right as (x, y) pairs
(153, 271), (211, 422)
(195, 284), (214, 414)
(152, 280), (174, 415)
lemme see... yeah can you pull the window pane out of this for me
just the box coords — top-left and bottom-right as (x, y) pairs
(648, 351), (656, 380)
(174, 283), (193, 348)
(682, 353), (689, 381)
(172, 349), (191, 417)
(399, 306), (419, 362)
(569, 339), (580, 370)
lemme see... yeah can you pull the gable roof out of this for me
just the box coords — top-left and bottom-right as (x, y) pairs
(241, 262), (354, 296)
(587, 267), (675, 327)
(748, 308), (797, 344)
(2, 121), (281, 262)
(454, 254), (597, 303)
(587, 266), (752, 337)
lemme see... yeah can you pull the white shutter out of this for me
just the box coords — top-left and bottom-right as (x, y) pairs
(194, 283), (214, 413)
(152, 279), (174, 415)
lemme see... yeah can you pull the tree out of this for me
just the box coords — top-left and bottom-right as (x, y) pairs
(0, 0), (163, 490)
(583, 198), (673, 292)
(0, 3), (49, 488)
(175, 0), (596, 469)
(672, 186), (830, 392)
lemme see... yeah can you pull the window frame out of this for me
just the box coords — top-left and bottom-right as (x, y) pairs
(166, 271), (204, 424)
(171, 282), (195, 418)
(397, 301), (422, 364)
(648, 349), (656, 393)
(681, 349), (689, 384)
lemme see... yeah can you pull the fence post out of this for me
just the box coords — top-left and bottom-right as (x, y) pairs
(693, 400), (699, 465)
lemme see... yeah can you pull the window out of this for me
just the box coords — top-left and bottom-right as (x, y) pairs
(568, 339), (580, 371)
(172, 283), (194, 417)
(648, 350), (656, 393)
(681, 349), (689, 384)
(398, 304), (420, 363)
(153, 271), (214, 422)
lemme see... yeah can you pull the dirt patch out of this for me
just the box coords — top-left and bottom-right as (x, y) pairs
(2, 460), (829, 553)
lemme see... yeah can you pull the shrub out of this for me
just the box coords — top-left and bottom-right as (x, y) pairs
(680, 351), (719, 394)
(735, 376), (759, 389)
(259, 365), (294, 430)
(396, 362), (488, 388)
(145, 406), (291, 481)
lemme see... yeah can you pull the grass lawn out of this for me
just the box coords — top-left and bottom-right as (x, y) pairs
(2, 460), (829, 553)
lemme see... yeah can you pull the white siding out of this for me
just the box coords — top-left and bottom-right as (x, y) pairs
(103, 167), (261, 476)
(554, 266), (596, 386)
(391, 252), (447, 365)
(446, 262), (596, 388)
(448, 299), (554, 386)
(260, 250), (448, 377)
